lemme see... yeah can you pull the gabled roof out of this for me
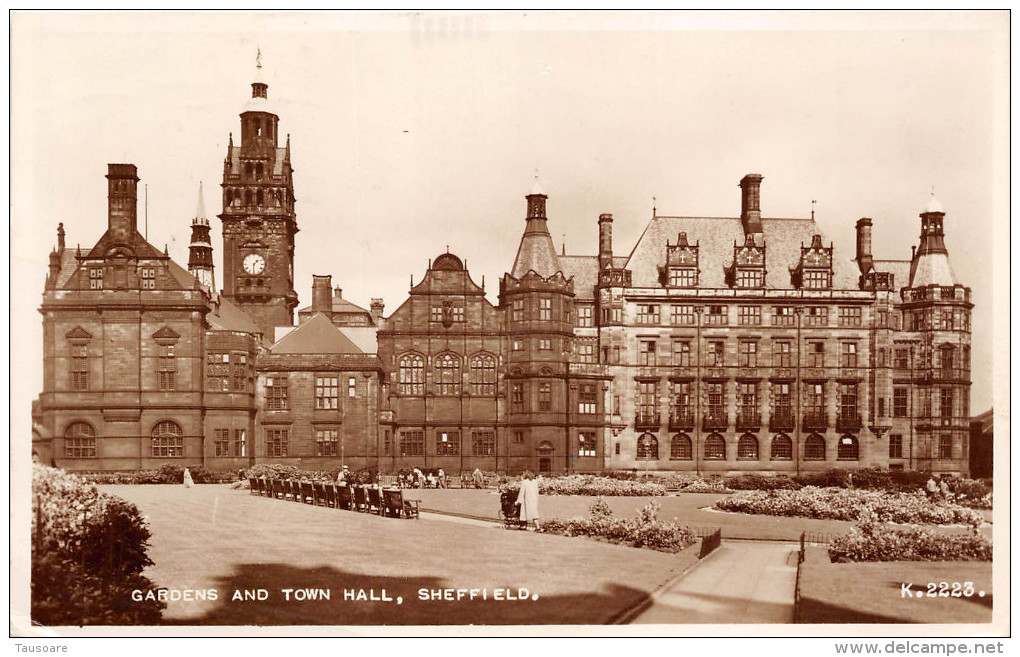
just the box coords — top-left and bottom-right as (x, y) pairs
(559, 255), (599, 301)
(872, 259), (911, 291)
(208, 295), (261, 334)
(269, 313), (363, 355)
(624, 215), (861, 290)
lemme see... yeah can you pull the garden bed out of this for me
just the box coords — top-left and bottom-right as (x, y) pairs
(537, 498), (699, 554)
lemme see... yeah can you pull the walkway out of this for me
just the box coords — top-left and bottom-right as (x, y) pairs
(630, 540), (799, 624)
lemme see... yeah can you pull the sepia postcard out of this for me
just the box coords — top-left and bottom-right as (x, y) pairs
(9, 10), (1011, 643)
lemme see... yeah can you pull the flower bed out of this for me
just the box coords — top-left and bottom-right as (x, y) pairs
(828, 515), (992, 562)
(82, 464), (238, 485)
(503, 474), (667, 497)
(32, 464), (165, 625)
(537, 498), (697, 553)
(713, 486), (983, 526)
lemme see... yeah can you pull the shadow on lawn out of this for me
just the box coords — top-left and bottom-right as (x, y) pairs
(162, 562), (647, 626)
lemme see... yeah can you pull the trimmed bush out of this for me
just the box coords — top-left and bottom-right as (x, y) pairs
(724, 474), (801, 491)
(32, 464), (164, 625)
(538, 498), (698, 553)
(828, 514), (992, 562)
(502, 474), (668, 497)
(714, 486), (983, 527)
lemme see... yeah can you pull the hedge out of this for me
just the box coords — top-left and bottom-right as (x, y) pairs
(538, 498), (698, 553)
(828, 513), (992, 562)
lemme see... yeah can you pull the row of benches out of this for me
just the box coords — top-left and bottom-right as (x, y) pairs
(248, 477), (420, 519)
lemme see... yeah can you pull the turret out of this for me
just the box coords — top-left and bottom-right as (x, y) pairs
(188, 182), (215, 291)
(908, 193), (957, 288)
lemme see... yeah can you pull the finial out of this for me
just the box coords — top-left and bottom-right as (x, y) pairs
(446, 244), (449, 253)
(653, 196), (657, 218)
(256, 48), (262, 70)
(195, 181), (206, 224)
(811, 199), (817, 221)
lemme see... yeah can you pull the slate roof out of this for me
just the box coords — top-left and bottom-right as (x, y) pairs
(208, 294), (262, 334)
(297, 295), (371, 317)
(269, 313), (363, 355)
(624, 215), (862, 290)
(226, 147), (289, 178)
(559, 255), (599, 301)
(909, 252), (958, 288)
(872, 259), (912, 291)
(510, 217), (562, 279)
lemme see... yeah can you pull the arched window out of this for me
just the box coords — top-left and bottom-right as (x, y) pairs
(398, 354), (424, 395)
(804, 434), (826, 461)
(151, 420), (184, 458)
(469, 354), (497, 396)
(670, 433), (693, 460)
(837, 435), (859, 461)
(704, 434), (726, 460)
(435, 353), (461, 395)
(770, 434), (793, 460)
(636, 433), (658, 460)
(64, 422), (96, 458)
(737, 433), (759, 460)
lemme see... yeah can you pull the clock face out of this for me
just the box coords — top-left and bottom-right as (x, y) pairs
(243, 253), (266, 275)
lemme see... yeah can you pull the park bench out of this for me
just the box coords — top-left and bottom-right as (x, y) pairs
(337, 484), (354, 510)
(248, 477), (259, 495)
(270, 478), (285, 500)
(366, 486), (383, 515)
(353, 485), (369, 512)
(321, 482), (336, 508)
(382, 488), (420, 519)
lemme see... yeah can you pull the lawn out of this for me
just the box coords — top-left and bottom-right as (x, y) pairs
(416, 489), (861, 542)
(797, 547), (993, 624)
(102, 485), (696, 626)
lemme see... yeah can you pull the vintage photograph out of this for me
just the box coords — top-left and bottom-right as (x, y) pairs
(10, 11), (1008, 637)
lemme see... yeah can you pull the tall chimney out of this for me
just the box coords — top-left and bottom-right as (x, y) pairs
(106, 164), (139, 242)
(370, 298), (385, 324)
(598, 213), (614, 270)
(855, 217), (874, 274)
(739, 173), (764, 234)
(311, 275), (332, 312)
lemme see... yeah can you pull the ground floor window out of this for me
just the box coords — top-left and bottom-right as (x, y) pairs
(151, 420), (184, 458)
(472, 431), (495, 456)
(436, 431), (460, 456)
(670, 433), (693, 460)
(737, 433), (759, 460)
(889, 434), (903, 459)
(400, 431), (425, 457)
(770, 434), (792, 460)
(64, 421), (97, 458)
(266, 428), (289, 458)
(804, 434), (826, 461)
(636, 433), (658, 460)
(214, 429), (230, 457)
(938, 433), (954, 459)
(837, 435), (859, 461)
(234, 429), (246, 457)
(704, 434), (726, 460)
(578, 431), (597, 457)
(316, 428), (339, 457)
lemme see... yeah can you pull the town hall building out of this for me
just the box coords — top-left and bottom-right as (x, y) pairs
(32, 58), (974, 477)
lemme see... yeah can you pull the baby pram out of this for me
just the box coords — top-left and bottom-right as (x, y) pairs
(499, 489), (529, 530)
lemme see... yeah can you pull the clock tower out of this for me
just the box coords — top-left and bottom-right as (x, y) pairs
(219, 51), (298, 340)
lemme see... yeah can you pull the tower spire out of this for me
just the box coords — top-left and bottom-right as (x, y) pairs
(189, 182), (215, 291)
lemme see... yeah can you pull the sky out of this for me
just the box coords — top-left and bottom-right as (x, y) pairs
(10, 11), (1009, 436)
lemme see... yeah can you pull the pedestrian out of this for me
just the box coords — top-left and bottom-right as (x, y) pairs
(516, 471), (541, 530)
(926, 476), (938, 499)
(237, 468), (245, 481)
(472, 467), (484, 489)
(413, 467), (424, 488)
(437, 468), (446, 489)
(939, 478), (952, 501)
(337, 465), (349, 485)
(183, 468), (194, 489)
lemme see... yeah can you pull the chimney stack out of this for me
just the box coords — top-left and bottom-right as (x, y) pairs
(739, 173), (764, 234)
(598, 213), (614, 270)
(855, 218), (874, 274)
(370, 298), (385, 324)
(311, 275), (332, 312)
(106, 164), (139, 242)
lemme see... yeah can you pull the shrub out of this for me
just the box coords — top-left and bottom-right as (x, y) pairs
(32, 464), (164, 625)
(724, 474), (801, 491)
(246, 464), (300, 480)
(828, 514), (992, 562)
(538, 497), (697, 553)
(714, 486), (983, 526)
(502, 474), (668, 497)
(681, 478), (734, 494)
(947, 478), (993, 509)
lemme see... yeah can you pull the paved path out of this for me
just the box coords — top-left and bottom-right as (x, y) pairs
(630, 540), (799, 624)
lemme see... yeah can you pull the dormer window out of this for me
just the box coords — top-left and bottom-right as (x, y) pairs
(140, 267), (156, 289)
(668, 267), (697, 287)
(89, 268), (103, 290)
(793, 235), (834, 290)
(736, 269), (764, 289)
(804, 270), (831, 289)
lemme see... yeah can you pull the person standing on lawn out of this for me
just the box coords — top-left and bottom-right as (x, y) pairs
(472, 468), (485, 489)
(437, 468), (446, 489)
(183, 468), (194, 488)
(516, 471), (541, 530)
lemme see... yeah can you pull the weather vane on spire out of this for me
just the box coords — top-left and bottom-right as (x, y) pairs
(256, 48), (262, 69)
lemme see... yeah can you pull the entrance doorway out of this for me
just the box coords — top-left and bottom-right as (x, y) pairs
(537, 441), (554, 474)
(538, 457), (551, 473)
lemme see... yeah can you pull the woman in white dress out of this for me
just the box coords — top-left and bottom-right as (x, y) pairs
(515, 471), (541, 529)
(183, 468), (194, 488)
